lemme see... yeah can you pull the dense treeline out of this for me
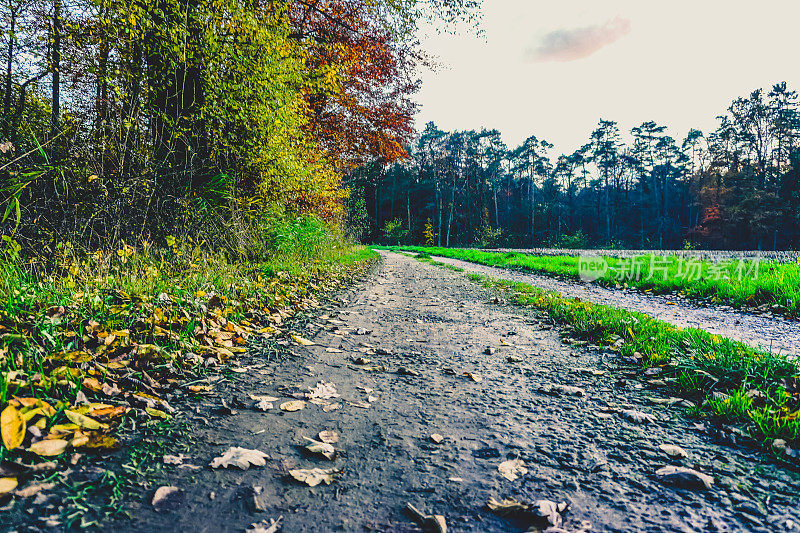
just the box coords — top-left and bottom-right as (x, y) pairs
(0, 0), (478, 257)
(352, 83), (800, 250)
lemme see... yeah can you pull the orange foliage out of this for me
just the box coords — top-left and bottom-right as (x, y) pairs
(290, 1), (419, 168)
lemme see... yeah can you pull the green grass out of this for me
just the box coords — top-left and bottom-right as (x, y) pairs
(383, 246), (800, 317)
(0, 218), (377, 486)
(409, 253), (800, 450)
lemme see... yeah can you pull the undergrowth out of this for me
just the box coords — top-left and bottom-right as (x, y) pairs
(0, 216), (377, 509)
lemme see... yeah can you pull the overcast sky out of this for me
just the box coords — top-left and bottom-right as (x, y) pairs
(415, 0), (800, 154)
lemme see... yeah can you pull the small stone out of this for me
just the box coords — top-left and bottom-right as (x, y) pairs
(772, 439), (787, 453)
(397, 367), (420, 376)
(151, 486), (185, 512)
(430, 434), (444, 444)
(485, 347), (496, 355)
(656, 466), (713, 490)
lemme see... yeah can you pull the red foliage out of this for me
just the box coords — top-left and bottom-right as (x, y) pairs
(290, 1), (420, 168)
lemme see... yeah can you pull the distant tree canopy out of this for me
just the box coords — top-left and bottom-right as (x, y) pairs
(352, 83), (800, 250)
(0, 0), (479, 255)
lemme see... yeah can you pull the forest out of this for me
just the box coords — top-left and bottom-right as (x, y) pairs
(0, 0), (477, 256)
(352, 83), (800, 250)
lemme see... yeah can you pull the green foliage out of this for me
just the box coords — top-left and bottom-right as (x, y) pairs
(381, 217), (408, 245)
(552, 230), (589, 249)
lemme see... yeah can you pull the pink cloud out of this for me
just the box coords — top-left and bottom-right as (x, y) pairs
(527, 17), (632, 62)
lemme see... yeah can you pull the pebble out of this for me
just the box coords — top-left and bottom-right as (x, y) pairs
(656, 466), (714, 490)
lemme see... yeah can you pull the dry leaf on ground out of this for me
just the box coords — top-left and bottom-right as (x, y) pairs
(280, 400), (306, 412)
(291, 335), (315, 346)
(210, 447), (269, 469)
(487, 496), (529, 516)
(318, 430), (339, 444)
(289, 468), (340, 487)
(306, 382), (339, 401)
(303, 437), (336, 460)
(246, 516), (283, 533)
(1, 406), (26, 450)
(498, 459), (528, 481)
(28, 439), (69, 457)
(0, 477), (18, 495)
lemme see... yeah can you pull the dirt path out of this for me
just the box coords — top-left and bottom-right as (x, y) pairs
(425, 254), (800, 357)
(122, 251), (799, 532)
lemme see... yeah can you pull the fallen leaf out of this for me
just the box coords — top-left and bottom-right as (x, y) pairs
(249, 394), (280, 403)
(64, 410), (104, 430)
(152, 486), (185, 512)
(0, 477), (17, 495)
(188, 385), (213, 393)
(498, 459), (528, 481)
(487, 496), (529, 516)
(255, 400), (274, 411)
(289, 468), (340, 487)
(13, 482), (55, 498)
(291, 335), (315, 346)
(322, 403), (342, 412)
(247, 517), (283, 533)
(318, 430), (339, 444)
(280, 401), (306, 412)
(463, 372), (483, 383)
(210, 447), (269, 469)
(306, 382), (339, 401)
(163, 454), (186, 465)
(146, 407), (172, 419)
(303, 437), (336, 460)
(1, 406), (25, 450)
(28, 439), (69, 457)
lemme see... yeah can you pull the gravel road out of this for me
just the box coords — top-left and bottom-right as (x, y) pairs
(116, 251), (799, 533)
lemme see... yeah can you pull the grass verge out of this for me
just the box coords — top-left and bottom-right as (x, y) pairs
(412, 254), (800, 457)
(0, 218), (377, 513)
(385, 246), (800, 318)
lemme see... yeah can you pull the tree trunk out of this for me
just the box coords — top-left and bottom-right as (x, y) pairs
(51, 0), (61, 141)
(446, 185), (455, 247)
(3, 5), (15, 139)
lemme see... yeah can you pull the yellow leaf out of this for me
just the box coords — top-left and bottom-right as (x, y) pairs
(28, 439), (69, 456)
(1, 405), (26, 450)
(280, 400), (306, 412)
(291, 335), (315, 346)
(627, 328), (634, 339)
(145, 407), (171, 419)
(0, 477), (17, 495)
(64, 410), (104, 430)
